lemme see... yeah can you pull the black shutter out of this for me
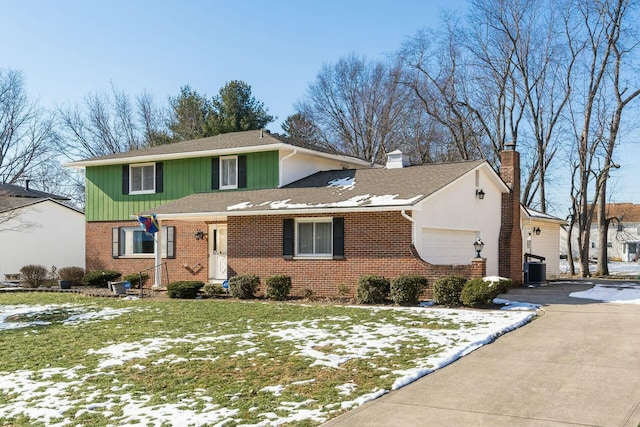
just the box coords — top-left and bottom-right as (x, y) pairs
(238, 155), (247, 188)
(112, 228), (120, 258)
(283, 219), (294, 259)
(122, 165), (130, 195)
(211, 157), (220, 190)
(333, 217), (345, 259)
(155, 162), (163, 193)
(166, 226), (175, 259)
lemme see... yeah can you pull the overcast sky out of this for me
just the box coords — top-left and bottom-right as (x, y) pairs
(2, 0), (639, 211)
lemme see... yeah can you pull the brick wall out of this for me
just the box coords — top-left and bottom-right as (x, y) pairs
(86, 220), (209, 285)
(498, 146), (524, 286)
(228, 211), (483, 298)
(87, 211), (488, 298)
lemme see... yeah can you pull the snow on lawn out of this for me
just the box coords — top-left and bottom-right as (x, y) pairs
(0, 303), (536, 426)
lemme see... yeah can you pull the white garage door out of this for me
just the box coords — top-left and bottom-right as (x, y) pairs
(421, 228), (477, 264)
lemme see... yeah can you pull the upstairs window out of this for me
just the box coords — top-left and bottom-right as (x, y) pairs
(212, 155), (246, 190)
(220, 156), (238, 189)
(123, 162), (163, 195)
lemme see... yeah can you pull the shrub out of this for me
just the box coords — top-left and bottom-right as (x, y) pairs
(336, 283), (350, 297)
(433, 275), (468, 307)
(83, 270), (122, 288)
(167, 281), (204, 299)
(488, 277), (512, 295)
(228, 275), (260, 299)
(461, 278), (503, 308)
(265, 275), (292, 301)
(356, 275), (390, 304)
(58, 267), (85, 285)
(302, 288), (314, 300)
(19, 264), (48, 288)
(390, 275), (428, 306)
(124, 273), (149, 289)
(202, 282), (225, 297)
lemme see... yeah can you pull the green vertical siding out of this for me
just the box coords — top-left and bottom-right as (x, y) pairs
(86, 151), (279, 221)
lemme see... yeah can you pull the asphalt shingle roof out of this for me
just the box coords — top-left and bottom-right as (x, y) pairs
(0, 183), (69, 200)
(147, 160), (485, 216)
(72, 129), (354, 164)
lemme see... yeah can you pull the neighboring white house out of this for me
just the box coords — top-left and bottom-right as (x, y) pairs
(587, 203), (640, 262)
(0, 183), (85, 281)
(521, 206), (567, 280)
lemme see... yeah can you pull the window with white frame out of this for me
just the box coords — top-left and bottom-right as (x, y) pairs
(115, 226), (172, 257)
(130, 163), (155, 194)
(296, 218), (333, 257)
(220, 156), (238, 189)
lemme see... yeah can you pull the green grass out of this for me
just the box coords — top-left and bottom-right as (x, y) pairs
(0, 292), (525, 426)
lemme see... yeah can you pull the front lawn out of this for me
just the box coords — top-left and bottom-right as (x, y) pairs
(0, 293), (535, 426)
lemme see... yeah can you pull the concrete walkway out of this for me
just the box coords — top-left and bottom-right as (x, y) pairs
(324, 282), (640, 427)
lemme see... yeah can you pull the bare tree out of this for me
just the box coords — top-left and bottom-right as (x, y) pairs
(566, 0), (640, 277)
(0, 69), (56, 184)
(57, 85), (169, 159)
(297, 54), (413, 163)
(0, 69), (57, 228)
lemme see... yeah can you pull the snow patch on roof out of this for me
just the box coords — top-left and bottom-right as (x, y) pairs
(328, 177), (355, 190)
(227, 194), (423, 211)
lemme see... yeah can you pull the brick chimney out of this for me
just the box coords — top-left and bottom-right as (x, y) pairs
(499, 143), (523, 286)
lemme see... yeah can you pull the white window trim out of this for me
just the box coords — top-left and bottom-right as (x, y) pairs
(219, 156), (238, 190)
(119, 226), (168, 258)
(295, 217), (333, 258)
(129, 162), (156, 195)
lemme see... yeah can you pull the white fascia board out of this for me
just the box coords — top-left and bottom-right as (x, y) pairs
(521, 206), (568, 225)
(154, 205), (416, 221)
(65, 143), (370, 169)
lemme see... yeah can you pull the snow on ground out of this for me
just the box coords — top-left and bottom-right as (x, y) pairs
(569, 283), (640, 304)
(558, 260), (640, 304)
(0, 302), (537, 426)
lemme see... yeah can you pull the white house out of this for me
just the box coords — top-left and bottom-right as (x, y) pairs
(521, 206), (567, 280)
(587, 203), (640, 262)
(0, 183), (85, 281)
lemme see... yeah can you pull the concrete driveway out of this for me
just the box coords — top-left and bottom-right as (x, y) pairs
(324, 282), (640, 426)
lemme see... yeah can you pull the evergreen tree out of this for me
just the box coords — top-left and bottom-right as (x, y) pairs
(207, 80), (274, 135)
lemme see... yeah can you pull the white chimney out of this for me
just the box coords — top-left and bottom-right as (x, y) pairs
(385, 150), (410, 169)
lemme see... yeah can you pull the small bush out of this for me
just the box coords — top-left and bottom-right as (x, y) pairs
(228, 275), (260, 299)
(58, 267), (85, 285)
(356, 275), (390, 304)
(433, 275), (468, 307)
(302, 288), (314, 300)
(19, 265), (48, 288)
(167, 281), (204, 299)
(83, 270), (122, 288)
(124, 273), (149, 289)
(461, 278), (503, 308)
(336, 283), (350, 297)
(265, 275), (292, 301)
(390, 275), (428, 306)
(202, 282), (225, 297)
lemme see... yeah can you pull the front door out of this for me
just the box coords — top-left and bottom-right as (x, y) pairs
(208, 224), (228, 281)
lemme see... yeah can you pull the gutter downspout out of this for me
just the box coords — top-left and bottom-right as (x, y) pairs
(278, 149), (297, 187)
(401, 209), (416, 248)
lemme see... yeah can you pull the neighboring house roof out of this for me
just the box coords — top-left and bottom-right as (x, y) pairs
(145, 160), (490, 218)
(522, 206), (567, 225)
(66, 129), (372, 168)
(0, 183), (69, 200)
(0, 197), (84, 215)
(602, 203), (640, 223)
